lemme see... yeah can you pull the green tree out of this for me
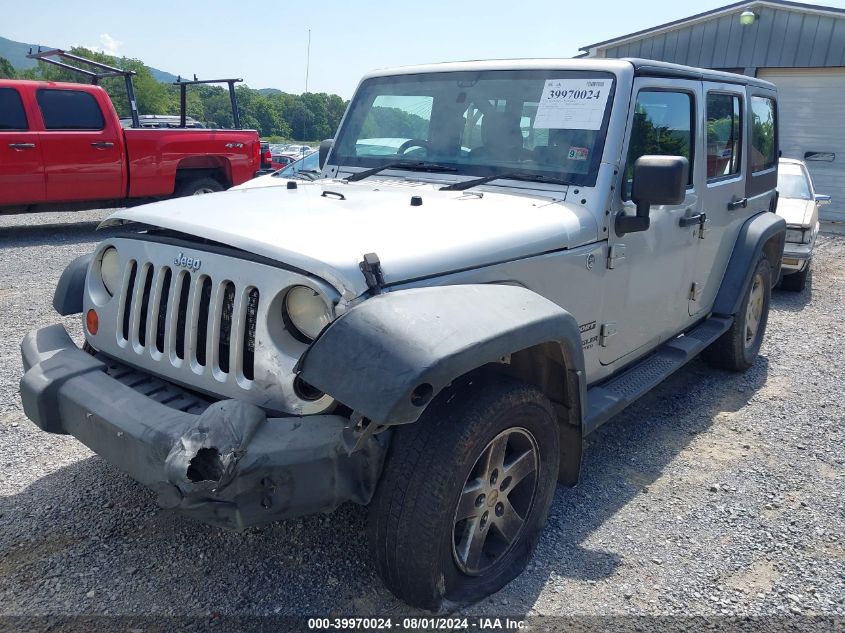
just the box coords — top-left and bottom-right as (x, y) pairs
(0, 56), (15, 79)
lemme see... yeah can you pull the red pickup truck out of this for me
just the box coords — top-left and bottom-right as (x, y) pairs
(0, 79), (261, 212)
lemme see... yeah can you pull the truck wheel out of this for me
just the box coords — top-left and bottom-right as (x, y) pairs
(177, 176), (223, 196)
(780, 262), (809, 292)
(368, 376), (560, 611)
(702, 255), (771, 372)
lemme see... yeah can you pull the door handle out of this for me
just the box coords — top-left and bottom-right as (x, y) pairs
(8, 143), (36, 150)
(679, 212), (706, 227)
(90, 141), (115, 149)
(727, 197), (748, 210)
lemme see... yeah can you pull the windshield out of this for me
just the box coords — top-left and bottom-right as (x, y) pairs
(330, 69), (615, 187)
(777, 168), (811, 200)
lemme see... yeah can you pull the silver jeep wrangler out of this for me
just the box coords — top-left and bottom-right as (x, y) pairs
(21, 58), (785, 610)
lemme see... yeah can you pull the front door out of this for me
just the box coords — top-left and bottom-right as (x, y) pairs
(599, 79), (703, 365)
(0, 86), (45, 205)
(34, 87), (123, 202)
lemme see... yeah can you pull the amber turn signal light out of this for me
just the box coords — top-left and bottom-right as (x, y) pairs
(86, 309), (99, 335)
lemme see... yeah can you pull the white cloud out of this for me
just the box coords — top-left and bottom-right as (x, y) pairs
(85, 33), (123, 56)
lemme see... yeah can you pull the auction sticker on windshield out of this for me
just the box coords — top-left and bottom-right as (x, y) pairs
(534, 78), (611, 130)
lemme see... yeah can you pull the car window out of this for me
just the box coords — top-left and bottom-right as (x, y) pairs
(36, 89), (105, 130)
(0, 88), (28, 130)
(624, 90), (694, 199)
(777, 166), (811, 200)
(706, 93), (742, 180)
(751, 97), (776, 172)
(275, 151), (320, 178)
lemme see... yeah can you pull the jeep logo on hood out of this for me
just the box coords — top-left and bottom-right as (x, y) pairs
(174, 252), (202, 272)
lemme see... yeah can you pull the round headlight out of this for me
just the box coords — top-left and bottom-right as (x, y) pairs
(284, 285), (332, 341)
(100, 247), (121, 296)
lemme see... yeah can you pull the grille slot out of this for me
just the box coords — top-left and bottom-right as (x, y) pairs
(195, 276), (212, 367)
(242, 288), (259, 381)
(155, 268), (172, 354)
(174, 272), (191, 361)
(218, 282), (236, 374)
(120, 261), (137, 342)
(137, 266), (154, 348)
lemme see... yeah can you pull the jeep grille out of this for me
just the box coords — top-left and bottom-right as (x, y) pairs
(84, 238), (336, 415)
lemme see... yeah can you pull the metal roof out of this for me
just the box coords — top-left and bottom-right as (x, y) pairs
(580, 0), (845, 52)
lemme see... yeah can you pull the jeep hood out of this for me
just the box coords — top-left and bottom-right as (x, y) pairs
(103, 180), (596, 299)
(776, 197), (816, 227)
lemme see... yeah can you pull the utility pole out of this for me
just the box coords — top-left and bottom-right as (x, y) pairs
(305, 29), (311, 94)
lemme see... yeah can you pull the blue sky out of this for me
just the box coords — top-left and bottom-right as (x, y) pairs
(3, 0), (845, 98)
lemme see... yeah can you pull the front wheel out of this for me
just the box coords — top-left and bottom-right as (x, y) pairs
(368, 376), (560, 611)
(702, 255), (772, 372)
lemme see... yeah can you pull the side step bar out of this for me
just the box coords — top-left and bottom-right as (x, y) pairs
(584, 316), (733, 435)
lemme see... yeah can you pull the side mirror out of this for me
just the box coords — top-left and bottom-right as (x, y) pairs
(815, 194), (831, 205)
(617, 155), (689, 236)
(319, 138), (334, 169)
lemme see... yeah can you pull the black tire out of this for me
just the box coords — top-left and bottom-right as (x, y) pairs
(702, 255), (772, 372)
(780, 262), (809, 292)
(368, 375), (560, 611)
(176, 176), (223, 197)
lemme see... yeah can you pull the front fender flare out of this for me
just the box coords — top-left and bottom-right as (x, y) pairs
(298, 284), (586, 428)
(53, 253), (92, 316)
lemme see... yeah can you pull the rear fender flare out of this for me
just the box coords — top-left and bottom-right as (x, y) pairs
(713, 212), (786, 316)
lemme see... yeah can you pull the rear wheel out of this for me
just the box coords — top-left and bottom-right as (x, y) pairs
(780, 262), (809, 292)
(176, 176), (223, 197)
(368, 376), (560, 611)
(702, 255), (771, 372)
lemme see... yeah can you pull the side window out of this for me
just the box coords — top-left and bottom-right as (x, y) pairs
(0, 88), (28, 130)
(36, 89), (105, 130)
(750, 96), (776, 172)
(624, 90), (694, 199)
(706, 93), (742, 180)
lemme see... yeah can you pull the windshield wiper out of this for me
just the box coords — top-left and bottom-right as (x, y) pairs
(439, 171), (574, 192)
(344, 161), (458, 182)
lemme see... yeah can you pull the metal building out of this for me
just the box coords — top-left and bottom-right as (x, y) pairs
(580, 0), (845, 221)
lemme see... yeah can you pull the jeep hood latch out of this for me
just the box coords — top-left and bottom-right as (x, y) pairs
(359, 252), (385, 295)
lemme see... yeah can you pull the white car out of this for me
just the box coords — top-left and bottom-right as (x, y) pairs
(776, 158), (830, 291)
(232, 150), (321, 190)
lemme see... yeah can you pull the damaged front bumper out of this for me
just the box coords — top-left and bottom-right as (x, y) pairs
(20, 324), (387, 529)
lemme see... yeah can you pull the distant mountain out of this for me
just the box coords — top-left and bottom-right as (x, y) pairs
(0, 35), (40, 70)
(0, 35), (178, 83)
(258, 88), (284, 96)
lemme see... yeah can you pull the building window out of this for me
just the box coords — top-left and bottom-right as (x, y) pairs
(706, 93), (742, 180)
(750, 96), (776, 172)
(36, 89), (105, 130)
(624, 90), (694, 199)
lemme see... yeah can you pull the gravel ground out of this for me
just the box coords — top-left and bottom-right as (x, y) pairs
(0, 210), (843, 623)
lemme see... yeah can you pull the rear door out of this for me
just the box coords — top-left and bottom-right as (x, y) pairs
(689, 84), (747, 316)
(35, 87), (124, 202)
(0, 85), (45, 205)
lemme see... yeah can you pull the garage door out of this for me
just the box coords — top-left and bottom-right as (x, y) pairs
(758, 68), (845, 222)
